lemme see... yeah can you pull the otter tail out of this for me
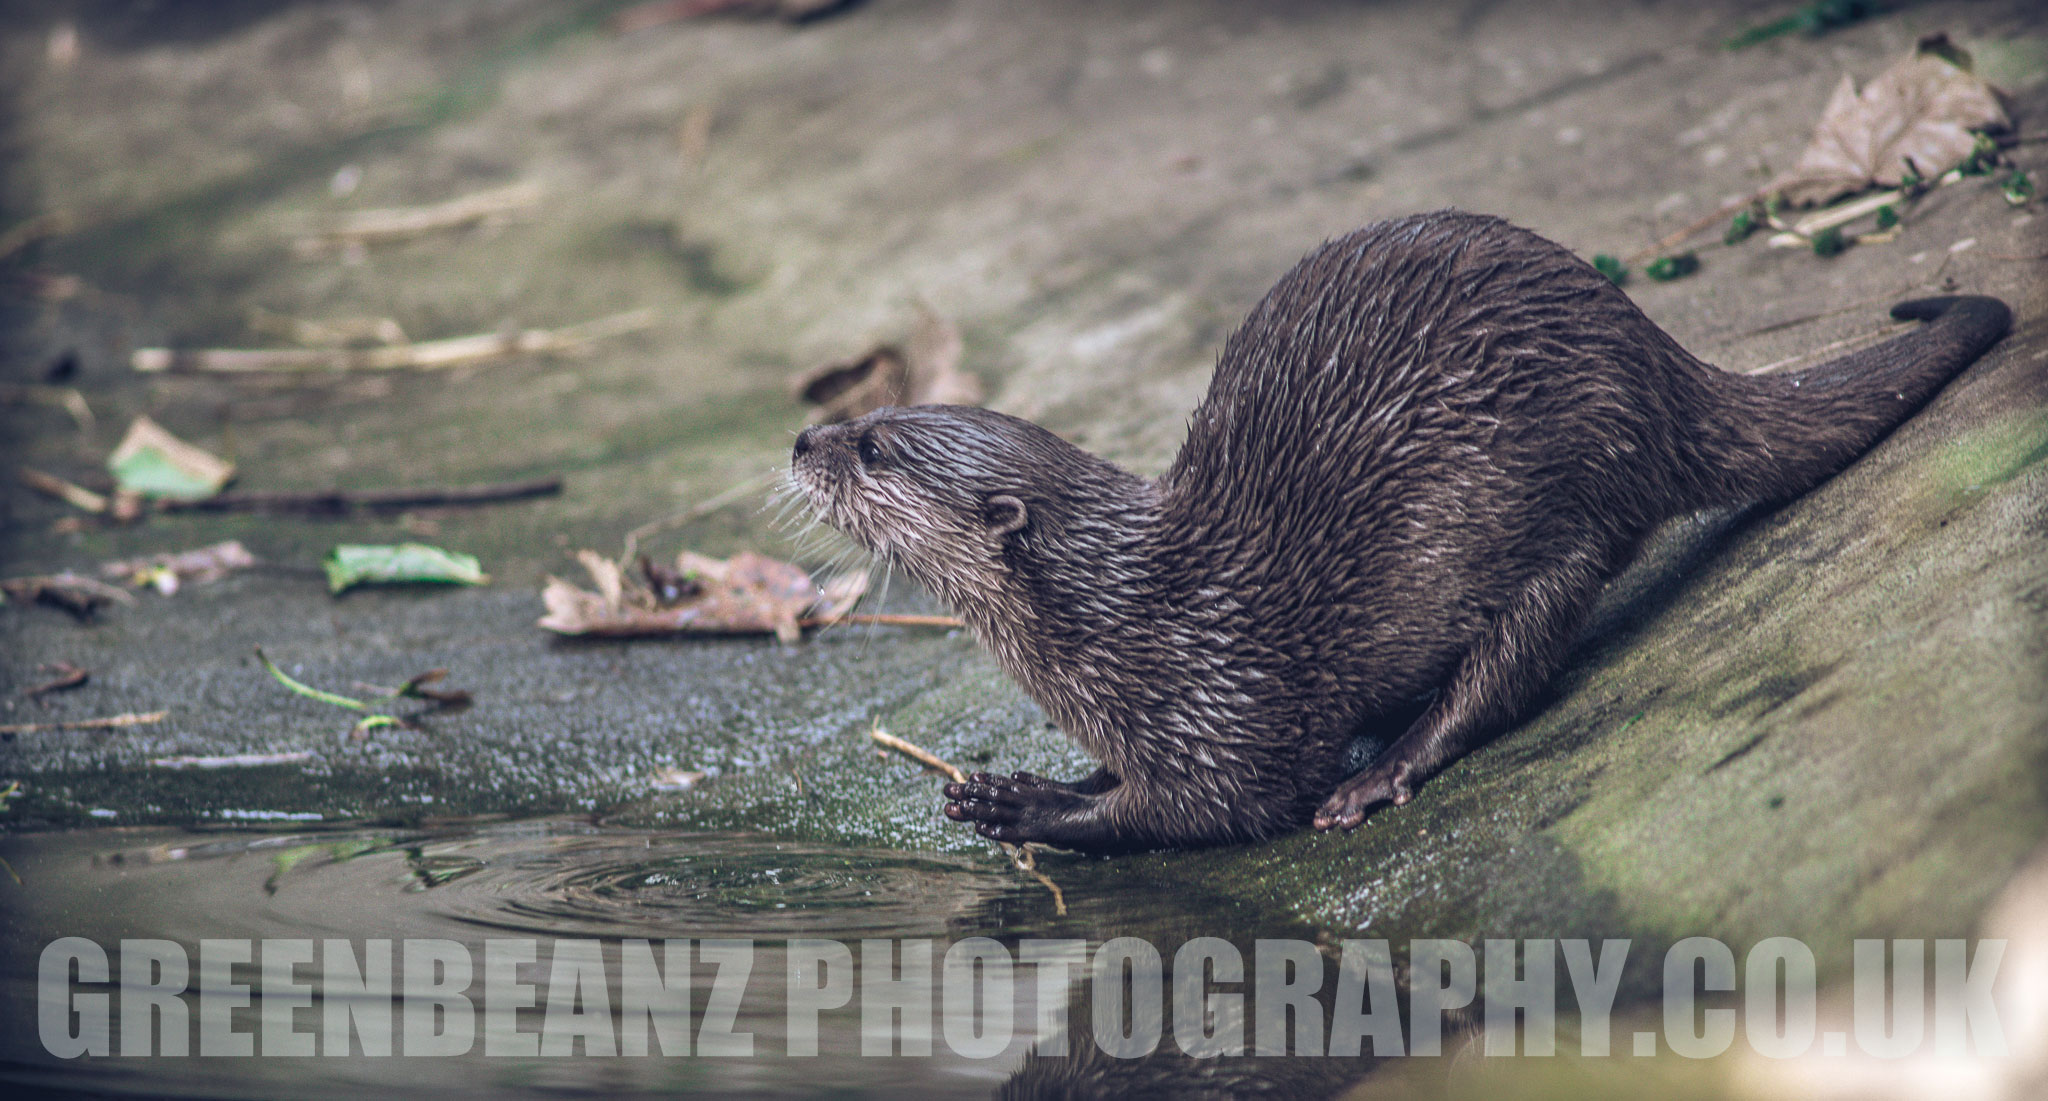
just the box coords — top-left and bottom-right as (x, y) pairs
(1682, 295), (2012, 508)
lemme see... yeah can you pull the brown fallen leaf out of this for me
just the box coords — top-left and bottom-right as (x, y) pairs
(395, 668), (473, 711)
(1773, 34), (2011, 207)
(791, 302), (983, 424)
(22, 662), (89, 701)
(1, 573), (138, 620)
(539, 548), (867, 643)
(102, 540), (257, 595)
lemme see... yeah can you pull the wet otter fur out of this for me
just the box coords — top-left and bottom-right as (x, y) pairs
(790, 210), (2011, 853)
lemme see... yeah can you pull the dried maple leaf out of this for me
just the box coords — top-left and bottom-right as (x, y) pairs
(538, 548), (867, 642)
(791, 303), (983, 424)
(1773, 34), (2011, 207)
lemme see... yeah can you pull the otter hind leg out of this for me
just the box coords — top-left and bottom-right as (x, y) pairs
(1315, 554), (1609, 830)
(1009, 766), (1121, 795)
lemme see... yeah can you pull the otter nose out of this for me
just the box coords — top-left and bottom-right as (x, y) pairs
(792, 425), (819, 460)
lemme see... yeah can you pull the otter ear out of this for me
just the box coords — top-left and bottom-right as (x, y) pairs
(983, 494), (1028, 538)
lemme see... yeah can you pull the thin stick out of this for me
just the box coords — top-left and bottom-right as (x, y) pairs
(867, 723), (1066, 915)
(619, 471), (780, 565)
(1007, 845), (1068, 916)
(1744, 322), (1913, 376)
(0, 383), (94, 430)
(869, 724), (966, 783)
(18, 467), (107, 513)
(1624, 189), (1764, 263)
(0, 710), (167, 735)
(131, 309), (652, 374)
(799, 612), (962, 630)
(161, 476), (562, 515)
(298, 182), (541, 249)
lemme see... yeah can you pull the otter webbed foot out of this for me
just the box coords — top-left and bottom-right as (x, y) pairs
(1312, 763), (1415, 831)
(944, 772), (1101, 845)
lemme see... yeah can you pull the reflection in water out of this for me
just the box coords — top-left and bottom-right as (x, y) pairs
(0, 820), (1417, 1099)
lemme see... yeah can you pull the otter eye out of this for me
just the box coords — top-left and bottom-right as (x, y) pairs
(857, 433), (884, 467)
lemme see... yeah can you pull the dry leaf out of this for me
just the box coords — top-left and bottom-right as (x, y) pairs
(106, 416), (234, 500)
(791, 302), (983, 424)
(538, 548), (867, 642)
(649, 767), (708, 792)
(1773, 34), (2011, 207)
(1, 572), (138, 619)
(102, 540), (257, 595)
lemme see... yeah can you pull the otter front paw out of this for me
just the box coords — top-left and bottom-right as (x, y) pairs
(1313, 765), (1414, 831)
(942, 771), (1093, 844)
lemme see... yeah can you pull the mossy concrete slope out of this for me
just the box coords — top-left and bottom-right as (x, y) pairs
(1, 0), (2043, 962)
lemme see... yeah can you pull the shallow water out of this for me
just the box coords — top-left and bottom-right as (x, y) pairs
(0, 820), (1368, 1099)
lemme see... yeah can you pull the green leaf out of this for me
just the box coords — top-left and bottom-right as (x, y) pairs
(323, 544), (488, 594)
(1724, 208), (1758, 246)
(1644, 253), (1700, 282)
(256, 647), (368, 711)
(2004, 169), (2034, 206)
(1592, 254), (1628, 286)
(1875, 204), (1900, 230)
(1811, 226), (1848, 257)
(105, 416), (234, 500)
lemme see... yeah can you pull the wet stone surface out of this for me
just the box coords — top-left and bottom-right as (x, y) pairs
(1, 0), (2045, 979)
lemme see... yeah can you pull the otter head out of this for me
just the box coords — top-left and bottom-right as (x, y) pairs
(789, 405), (1158, 634)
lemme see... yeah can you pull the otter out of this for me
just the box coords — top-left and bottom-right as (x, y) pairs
(790, 210), (2011, 854)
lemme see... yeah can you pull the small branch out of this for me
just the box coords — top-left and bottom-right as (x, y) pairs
(0, 383), (94, 430)
(131, 309), (653, 374)
(1624, 190), (1764, 263)
(1007, 844), (1067, 917)
(799, 612), (963, 630)
(296, 182), (541, 251)
(19, 467), (108, 513)
(161, 476), (562, 516)
(0, 710), (167, 735)
(0, 211), (71, 262)
(1745, 322), (1913, 375)
(866, 722), (1065, 915)
(618, 471), (779, 565)
(23, 662), (89, 700)
(869, 723), (966, 784)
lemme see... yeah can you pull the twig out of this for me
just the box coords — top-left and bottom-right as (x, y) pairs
(161, 476), (562, 515)
(0, 710), (167, 735)
(18, 467), (108, 513)
(150, 751), (315, 770)
(130, 309), (653, 373)
(1766, 187), (1910, 248)
(619, 471), (779, 565)
(0, 212), (70, 262)
(869, 724), (965, 783)
(0, 383), (93, 430)
(295, 182), (541, 251)
(798, 612), (963, 630)
(23, 662), (89, 701)
(1625, 189), (1764, 263)
(1745, 322), (1913, 376)
(867, 722), (1066, 916)
(1, 573), (137, 617)
(1007, 845), (1067, 917)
